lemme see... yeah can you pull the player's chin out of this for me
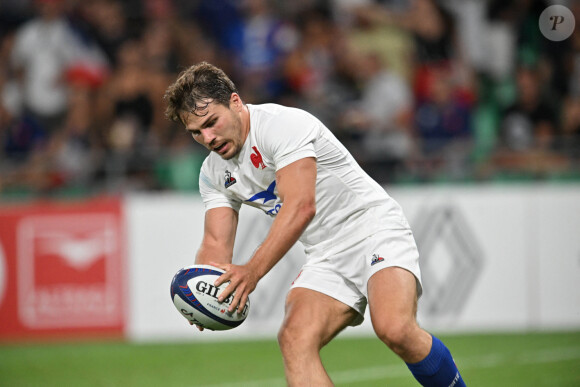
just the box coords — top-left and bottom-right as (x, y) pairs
(217, 144), (238, 160)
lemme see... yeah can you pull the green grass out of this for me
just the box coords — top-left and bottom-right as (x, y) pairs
(1, 332), (579, 386)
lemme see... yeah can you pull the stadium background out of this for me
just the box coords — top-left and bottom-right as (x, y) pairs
(0, 0), (579, 386)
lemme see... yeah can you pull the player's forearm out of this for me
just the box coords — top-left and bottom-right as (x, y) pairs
(195, 207), (238, 266)
(195, 243), (233, 265)
(247, 202), (315, 279)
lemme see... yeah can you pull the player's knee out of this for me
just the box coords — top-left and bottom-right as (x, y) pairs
(373, 318), (416, 355)
(278, 322), (320, 355)
(277, 322), (306, 350)
(277, 323), (292, 350)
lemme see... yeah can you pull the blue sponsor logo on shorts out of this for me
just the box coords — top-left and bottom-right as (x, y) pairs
(371, 254), (384, 266)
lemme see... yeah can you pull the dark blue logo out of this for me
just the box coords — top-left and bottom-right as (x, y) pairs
(247, 180), (277, 204)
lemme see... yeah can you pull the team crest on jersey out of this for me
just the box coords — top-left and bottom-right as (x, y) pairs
(224, 170), (237, 188)
(250, 146), (266, 169)
(371, 254), (385, 266)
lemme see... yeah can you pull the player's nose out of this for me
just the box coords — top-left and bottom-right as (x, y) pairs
(201, 130), (216, 147)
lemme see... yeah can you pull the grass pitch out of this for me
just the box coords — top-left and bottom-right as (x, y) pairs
(1, 331), (579, 386)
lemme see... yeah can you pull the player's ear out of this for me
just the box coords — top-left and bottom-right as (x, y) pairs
(230, 93), (243, 111)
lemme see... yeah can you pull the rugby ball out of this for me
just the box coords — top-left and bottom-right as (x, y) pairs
(170, 264), (250, 331)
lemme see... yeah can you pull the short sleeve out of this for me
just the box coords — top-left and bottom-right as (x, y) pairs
(260, 108), (318, 171)
(199, 169), (242, 212)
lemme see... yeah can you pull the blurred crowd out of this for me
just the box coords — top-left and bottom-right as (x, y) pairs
(0, 0), (579, 198)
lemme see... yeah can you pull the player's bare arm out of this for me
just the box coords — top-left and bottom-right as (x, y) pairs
(189, 207), (238, 331)
(196, 207), (238, 265)
(213, 157), (317, 313)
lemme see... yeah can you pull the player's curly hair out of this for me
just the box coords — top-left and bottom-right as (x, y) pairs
(164, 62), (238, 124)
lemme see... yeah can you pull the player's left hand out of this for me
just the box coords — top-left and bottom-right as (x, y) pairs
(210, 261), (258, 314)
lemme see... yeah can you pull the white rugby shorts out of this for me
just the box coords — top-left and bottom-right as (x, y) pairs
(290, 228), (423, 326)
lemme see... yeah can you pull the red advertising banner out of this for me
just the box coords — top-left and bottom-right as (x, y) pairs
(0, 197), (126, 340)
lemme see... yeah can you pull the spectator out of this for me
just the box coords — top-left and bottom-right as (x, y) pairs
(95, 39), (157, 191)
(283, 7), (353, 125)
(10, 0), (108, 134)
(191, 0), (244, 58)
(493, 65), (569, 176)
(232, 0), (298, 102)
(560, 96), (580, 163)
(76, 0), (130, 67)
(413, 64), (475, 179)
(340, 50), (416, 182)
(332, 0), (415, 83)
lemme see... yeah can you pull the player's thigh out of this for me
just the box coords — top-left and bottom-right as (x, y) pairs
(367, 267), (419, 332)
(280, 287), (359, 347)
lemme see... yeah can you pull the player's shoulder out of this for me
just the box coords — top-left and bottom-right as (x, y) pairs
(249, 103), (319, 140)
(199, 153), (226, 183)
(249, 103), (315, 125)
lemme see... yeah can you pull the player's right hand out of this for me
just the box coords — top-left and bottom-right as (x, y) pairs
(210, 261), (258, 314)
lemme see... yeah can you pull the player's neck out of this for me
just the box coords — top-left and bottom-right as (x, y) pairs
(241, 104), (251, 143)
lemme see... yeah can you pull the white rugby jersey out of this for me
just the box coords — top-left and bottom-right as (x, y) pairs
(199, 103), (410, 257)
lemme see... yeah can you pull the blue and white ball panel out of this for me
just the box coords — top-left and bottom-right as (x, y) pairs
(170, 264), (250, 331)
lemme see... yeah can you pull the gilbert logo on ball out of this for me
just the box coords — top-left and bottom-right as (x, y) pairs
(539, 5), (575, 41)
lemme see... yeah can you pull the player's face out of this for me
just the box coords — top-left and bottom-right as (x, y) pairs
(183, 94), (247, 160)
